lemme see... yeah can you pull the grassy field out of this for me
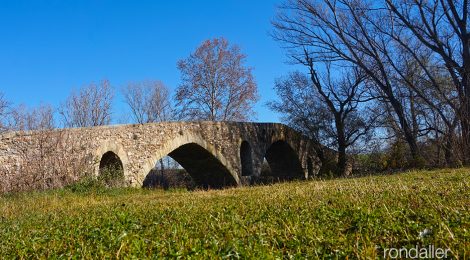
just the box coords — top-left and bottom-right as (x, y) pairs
(0, 168), (469, 258)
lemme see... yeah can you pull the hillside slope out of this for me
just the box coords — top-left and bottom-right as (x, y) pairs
(1, 168), (469, 258)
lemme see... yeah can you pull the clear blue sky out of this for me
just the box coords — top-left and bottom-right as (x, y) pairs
(0, 0), (298, 123)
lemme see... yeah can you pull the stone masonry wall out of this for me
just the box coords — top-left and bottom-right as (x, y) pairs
(0, 122), (322, 193)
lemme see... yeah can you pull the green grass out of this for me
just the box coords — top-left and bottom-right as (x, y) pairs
(1, 168), (469, 258)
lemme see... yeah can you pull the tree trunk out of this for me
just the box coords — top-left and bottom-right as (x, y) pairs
(159, 158), (168, 190)
(335, 116), (350, 176)
(444, 133), (457, 167)
(460, 105), (470, 165)
(337, 144), (349, 177)
(388, 94), (422, 167)
(460, 30), (470, 165)
(461, 50), (470, 165)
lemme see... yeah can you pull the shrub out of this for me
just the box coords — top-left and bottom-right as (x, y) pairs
(65, 176), (105, 193)
(98, 163), (125, 188)
(66, 164), (125, 193)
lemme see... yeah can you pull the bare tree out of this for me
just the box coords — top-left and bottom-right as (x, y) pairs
(0, 103), (92, 191)
(8, 104), (55, 131)
(175, 37), (259, 121)
(122, 80), (174, 187)
(396, 56), (461, 166)
(269, 61), (377, 176)
(273, 0), (427, 165)
(0, 92), (9, 131)
(384, 0), (470, 164)
(59, 79), (113, 128)
(122, 80), (173, 124)
(268, 72), (330, 162)
(6, 129), (92, 192)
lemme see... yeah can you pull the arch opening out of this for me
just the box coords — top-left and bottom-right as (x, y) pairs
(240, 141), (254, 176)
(143, 156), (194, 190)
(99, 151), (124, 186)
(143, 143), (237, 189)
(260, 140), (304, 182)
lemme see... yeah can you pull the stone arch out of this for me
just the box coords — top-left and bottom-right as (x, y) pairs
(95, 140), (129, 181)
(261, 140), (304, 180)
(98, 151), (124, 184)
(240, 141), (254, 176)
(139, 132), (239, 188)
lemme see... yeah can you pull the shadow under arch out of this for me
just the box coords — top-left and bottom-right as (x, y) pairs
(141, 133), (239, 189)
(261, 140), (304, 181)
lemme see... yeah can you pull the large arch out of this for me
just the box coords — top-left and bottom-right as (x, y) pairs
(139, 132), (239, 189)
(168, 143), (237, 188)
(261, 140), (304, 181)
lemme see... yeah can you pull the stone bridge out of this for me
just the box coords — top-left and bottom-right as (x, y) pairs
(0, 122), (322, 192)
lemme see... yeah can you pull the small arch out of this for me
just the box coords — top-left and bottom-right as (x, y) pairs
(95, 140), (129, 183)
(240, 141), (254, 176)
(99, 151), (124, 186)
(261, 140), (304, 181)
